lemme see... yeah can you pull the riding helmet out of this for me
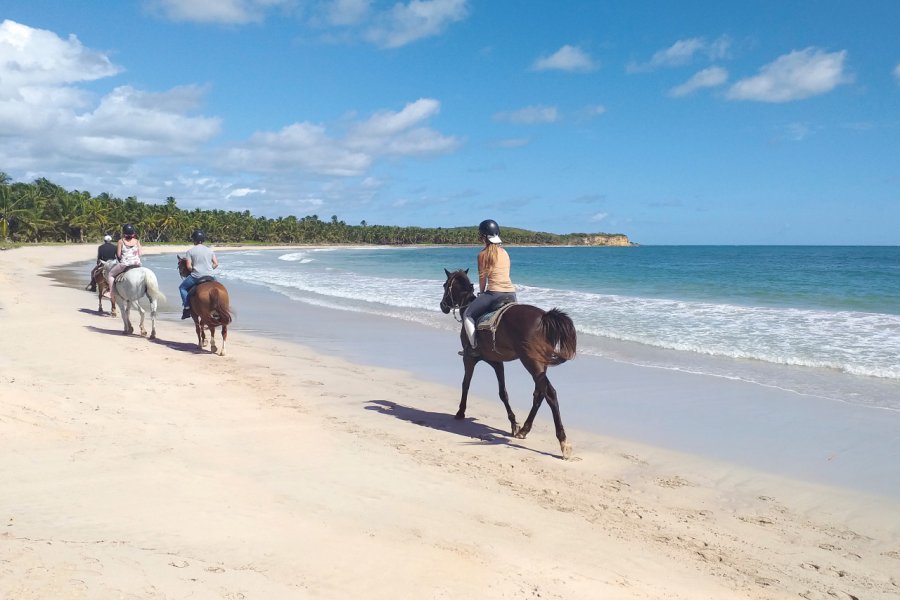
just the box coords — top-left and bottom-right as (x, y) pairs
(122, 223), (136, 236)
(191, 229), (206, 243)
(478, 219), (502, 244)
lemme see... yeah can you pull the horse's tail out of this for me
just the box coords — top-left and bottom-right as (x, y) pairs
(209, 287), (233, 326)
(143, 269), (166, 305)
(539, 308), (577, 366)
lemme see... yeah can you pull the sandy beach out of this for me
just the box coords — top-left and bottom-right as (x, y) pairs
(1, 245), (899, 600)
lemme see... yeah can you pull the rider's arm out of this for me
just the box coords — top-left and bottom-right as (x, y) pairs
(212, 254), (219, 269)
(116, 239), (124, 261)
(477, 252), (488, 293)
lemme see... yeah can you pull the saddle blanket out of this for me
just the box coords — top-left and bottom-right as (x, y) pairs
(114, 264), (141, 282)
(188, 276), (217, 297)
(476, 302), (518, 332)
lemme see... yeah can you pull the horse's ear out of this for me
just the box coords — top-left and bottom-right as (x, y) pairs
(444, 268), (451, 277)
(464, 268), (469, 274)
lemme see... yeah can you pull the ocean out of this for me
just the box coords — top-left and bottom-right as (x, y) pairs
(142, 245), (900, 413)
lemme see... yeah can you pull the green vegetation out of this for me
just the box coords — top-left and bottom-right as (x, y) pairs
(0, 173), (631, 246)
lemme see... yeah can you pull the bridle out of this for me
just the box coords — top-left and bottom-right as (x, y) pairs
(441, 271), (475, 322)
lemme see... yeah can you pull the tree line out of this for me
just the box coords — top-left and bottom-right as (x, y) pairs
(0, 173), (630, 246)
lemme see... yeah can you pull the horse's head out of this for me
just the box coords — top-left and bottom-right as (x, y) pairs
(176, 255), (190, 278)
(440, 268), (475, 314)
(100, 258), (117, 277)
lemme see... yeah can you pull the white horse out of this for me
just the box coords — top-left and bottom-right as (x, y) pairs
(100, 259), (166, 339)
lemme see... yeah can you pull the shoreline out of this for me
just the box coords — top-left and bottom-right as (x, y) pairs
(53, 246), (900, 498)
(3, 245), (899, 599)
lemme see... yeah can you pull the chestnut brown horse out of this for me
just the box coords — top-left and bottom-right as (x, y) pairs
(90, 262), (116, 317)
(177, 256), (232, 356)
(440, 268), (577, 458)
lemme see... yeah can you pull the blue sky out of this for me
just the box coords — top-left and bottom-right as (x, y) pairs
(1, 1), (898, 244)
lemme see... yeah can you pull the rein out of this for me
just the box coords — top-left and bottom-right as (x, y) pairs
(442, 272), (475, 322)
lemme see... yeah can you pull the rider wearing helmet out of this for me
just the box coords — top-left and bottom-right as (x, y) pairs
(461, 219), (517, 356)
(179, 229), (218, 319)
(104, 224), (142, 302)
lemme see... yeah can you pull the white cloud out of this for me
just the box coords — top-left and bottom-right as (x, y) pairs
(727, 47), (851, 102)
(322, 0), (372, 26)
(365, 0), (468, 48)
(493, 105), (559, 124)
(628, 36), (731, 73)
(669, 66), (729, 97)
(781, 122), (813, 142)
(532, 45), (595, 72)
(495, 138), (530, 148)
(894, 63), (900, 83)
(591, 212), (608, 222)
(225, 187), (266, 199)
(224, 98), (460, 176)
(0, 19), (121, 97)
(146, 0), (295, 24)
(0, 20), (219, 168)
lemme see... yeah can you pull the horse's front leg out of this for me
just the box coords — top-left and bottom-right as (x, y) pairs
(488, 361), (519, 436)
(456, 357), (478, 419)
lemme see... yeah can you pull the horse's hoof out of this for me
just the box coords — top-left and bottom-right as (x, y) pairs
(514, 431), (528, 439)
(511, 424), (520, 437)
(560, 441), (573, 460)
(149, 333), (156, 340)
(454, 412), (465, 420)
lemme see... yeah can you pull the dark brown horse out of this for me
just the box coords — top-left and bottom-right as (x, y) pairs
(177, 256), (232, 356)
(440, 268), (577, 458)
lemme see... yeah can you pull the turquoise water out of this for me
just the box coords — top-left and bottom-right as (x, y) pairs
(142, 245), (900, 410)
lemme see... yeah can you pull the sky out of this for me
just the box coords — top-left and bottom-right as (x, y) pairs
(1, 1), (898, 245)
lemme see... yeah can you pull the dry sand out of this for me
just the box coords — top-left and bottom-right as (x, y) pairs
(1, 245), (898, 599)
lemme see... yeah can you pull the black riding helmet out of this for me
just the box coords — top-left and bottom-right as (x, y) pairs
(478, 219), (502, 243)
(122, 223), (136, 236)
(191, 229), (206, 243)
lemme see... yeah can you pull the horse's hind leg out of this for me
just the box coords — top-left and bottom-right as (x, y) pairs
(120, 302), (133, 335)
(148, 300), (158, 340)
(219, 324), (227, 356)
(209, 325), (218, 355)
(517, 371), (571, 459)
(488, 361), (519, 436)
(137, 303), (147, 337)
(192, 316), (203, 349)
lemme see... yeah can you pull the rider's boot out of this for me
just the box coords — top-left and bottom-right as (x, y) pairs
(461, 315), (480, 357)
(182, 306), (192, 320)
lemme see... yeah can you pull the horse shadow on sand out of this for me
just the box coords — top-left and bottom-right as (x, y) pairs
(364, 400), (556, 458)
(83, 306), (207, 355)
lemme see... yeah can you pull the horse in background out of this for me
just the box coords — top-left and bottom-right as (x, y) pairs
(177, 256), (232, 356)
(440, 268), (577, 459)
(100, 259), (165, 339)
(90, 264), (116, 317)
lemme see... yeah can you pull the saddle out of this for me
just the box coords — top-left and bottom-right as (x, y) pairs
(188, 276), (216, 298)
(476, 300), (518, 332)
(114, 264), (141, 282)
